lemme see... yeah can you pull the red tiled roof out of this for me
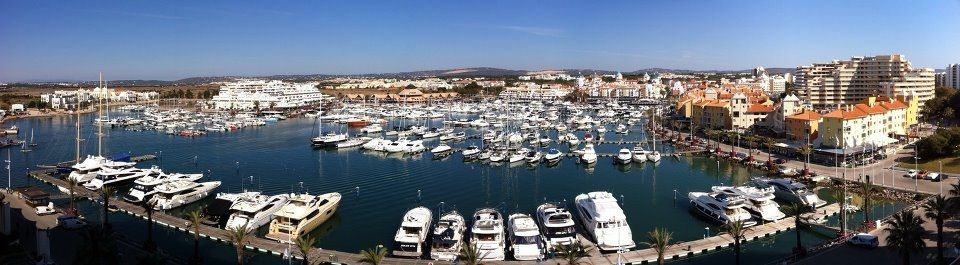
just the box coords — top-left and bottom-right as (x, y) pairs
(746, 104), (774, 113)
(854, 103), (886, 115)
(880, 100), (908, 110)
(823, 108), (867, 120)
(786, 110), (822, 121)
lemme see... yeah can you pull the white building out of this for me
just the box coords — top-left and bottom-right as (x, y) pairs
(945, 64), (960, 88)
(769, 76), (786, 94)
(498, 86), (571, 101)
(794, 54), (935, 110)
(211, 80), (327, 110)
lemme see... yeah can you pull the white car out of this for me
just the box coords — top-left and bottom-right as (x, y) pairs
(847, 233), (878, 248)
(35, 202), (56, 216)
(904, 170), (918, 178)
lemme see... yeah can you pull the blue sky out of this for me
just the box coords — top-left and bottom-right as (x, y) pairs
(1, 0), (959, 81)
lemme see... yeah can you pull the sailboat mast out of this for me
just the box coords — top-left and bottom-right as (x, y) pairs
(98, 72), (104, 157)
(76, 106), (81, 163)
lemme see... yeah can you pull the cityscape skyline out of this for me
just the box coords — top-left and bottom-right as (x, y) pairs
(2, 0), (959, 81)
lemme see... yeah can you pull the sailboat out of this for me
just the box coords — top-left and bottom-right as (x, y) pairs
(28, 128), (37, 147)
(67, 73), (135, 185)
(19, 139), (30, 153)
(647, 110), (661, 163)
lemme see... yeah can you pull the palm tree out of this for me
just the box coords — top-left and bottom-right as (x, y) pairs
(781, 203), (808, 256)
(100, 186), (115, 230)
(140, 200), (156, 252)
(798, 145), (812, 176)
(644, 227), (673, 265)
(923, 195), (950, 264)
(295, 235), (316, 265)
(186, 209), (203, 265)
(884, 211), (926, 265)
(830, 188), (848, 235)
(358, 244), (387, 265)
(859, 177), (879, 226)
(458, 242), (485, 265)
(724, 220), (750, 265)
(66, 177), (78, 210)
(227, 223), (252, 265)
(555, 241), (591, 265)
(763, 137), (776, 162)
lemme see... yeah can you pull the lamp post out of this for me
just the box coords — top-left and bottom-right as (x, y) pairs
(915, 155), (920, 192)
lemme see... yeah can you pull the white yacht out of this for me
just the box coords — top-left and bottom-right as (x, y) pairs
(392, 206), (433, 258)
(68, 155), (135, 184)
(471, 208), (506, 261)
(507, 213), (545, 261)
(712, 186), (786, 222)
(544, 149), (563, 162)
(84, 166), (162, 191)
(565, 133), (580, 145)
(360, 124), (383, 134)
(362, 138), (392, 152)
(580, 144), (598, 164)
(535, 203), (578, 249)
(150, 180), (222, 210)
(123, 171), (204, 203)
(488, 150), (505, 163)
(525, 150), (543, 164)
(403, 140), (426, 153)
(462, 145), (481, 157)
(647, 151), (662, 163)
(752, 178), (827, 208)
(574, 191), (635, 251)
(336, 138), (366, 149)
(311, 133), (347, 147)
(430, 211), (466, 261)
(508, 149), (526, 164)
(266, 192), (342, 242)
(688, 191), (758, 227)
(632, 146), (648, 163)
(431, 143), (453, 154)
(615, 148), (632, 164)
(384, 138), (410, 153)
(225, 194), (291, 230)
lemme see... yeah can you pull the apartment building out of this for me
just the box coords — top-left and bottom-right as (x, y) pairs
(818, 95), (915, 149)
(945, 64), (960, 88)
(794, 54), (935, 110)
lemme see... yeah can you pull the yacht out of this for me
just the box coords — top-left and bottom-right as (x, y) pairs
(565, 133), (580, 145)
(392, 207), (433, 258)
(471, 208), (506, 261)
(402, 140), (426, 153)
(336, 138), (366, 149)
(266, 192), (341, 242)
(150, 180), (222, 210)
(68, 155), (136, 184)
(580, 144), (598, 164)
(362, 138), (392, 152)
(508, 149), (526, 164)
(632, 146), (648, 163)
(647, 150), (662, 163)
(202, 192), (256, 228)
(488, 150), (505, 163)
(544, 149), (563, 162)
(225, 194), (291, 230)
(430, 211), (466, 261)
(535, 203), (578, 249)
(123, 171), (204, 203)
(615, 148), (632, 164)
(84, 166), (162, 191)
(507, 213), (545, 261)
(688, 191), (758, 227)
(360, 124), (383, 134)
(462, 145), (481, 157)
(711, 186), (786, 222)
(752, 178), (827, 208)
(311, 133), (347, 147)
(431, 143), (453, 154)
(525, 150), (543, 164)
(384, 137), (410, 153)
(574, 191), (635, 251)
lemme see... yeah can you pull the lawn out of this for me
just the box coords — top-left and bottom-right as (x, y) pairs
(899, 156), (960, 174)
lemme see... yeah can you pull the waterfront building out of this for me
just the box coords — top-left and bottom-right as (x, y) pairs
(211, 80), (327, 110)
(945, 64), (960, 88)
(40, 88), (159, 110)
(497, 86), (570, 101)
(785, 110), (821, 141)
(342, 88), (458, 103)
(794, 54), (935, 110)
(818, 95), (914, 148)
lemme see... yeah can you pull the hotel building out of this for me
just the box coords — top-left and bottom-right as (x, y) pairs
(794, 54), (935, 110)
(945, 64), (960, 88)
(211, 80), (327, 110)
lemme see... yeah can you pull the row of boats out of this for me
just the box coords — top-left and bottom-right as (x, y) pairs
(389, 191), (635, 261)
(687, 178), (827, 227)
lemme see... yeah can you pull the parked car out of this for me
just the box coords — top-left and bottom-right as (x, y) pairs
(925, 172), (944, 181)
(774, 158), (787, 164)
(35, 202), (55, 216)
(848, 233), (879, 248)
(57, 216), (88, 229)
(904, 169), (918, 179)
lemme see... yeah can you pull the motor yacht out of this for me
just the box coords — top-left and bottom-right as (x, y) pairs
(430, 211), (466, 261)
(266, 192), (342, 242)
(580, 144), (598, 164)
(225, 194), (291, 230)
(508, 213), (545, 261)
(84, 166), (162, 191)
(360, 124), (383, 134)
(392, 207), (433, 258)
(202, 192), (257, 228)
(431, 143), (453, 154)
(150, 180), (222, 210)
(752, 178), (827, 208)
(647, 151), (662, 163)
(336, 138), (366, 149)
(362, 138), (392, 151)
(123, 171), (204, 203)
(711, 186), (785, 222)
(525, 150), (543, 164)
(68, 155), (136, 184)
(462, 145), (481, 157)
(402, 140), (426, 153)
(508, 149), (526, 164)
(471, 208), (506, 261)
(311, 133), (347, 147)
(688, 191), (758, 227)
(544, 149), (563, 162)
(574, 191), (635, 251)
(615, 148), (632, 164)
(488, 150), (505, 163)
(535, 203), (578, 249)
(565, 133), (580, 145)
(632, 146), (648, 163)
(384, 137), (410, 153)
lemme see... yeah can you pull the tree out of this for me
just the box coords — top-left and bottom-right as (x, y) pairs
(555, 241), (591, 265)
(359, 244), (387, 265)
(723, 220), (750, 265)
(66, 177), (78, 210)
(458, 242), (485, 265)
(101, 186), (115, 230)
(187, 209), (203, 265)
(295, 235), (316, 265)
(140, 200), (157, 252)
(781, 203), (808, 256)
(884, 211), (926, 265)
(764, 137), (776, 167)
(830, 188), (848, 236)
(798, 145), (812, 175)
(227, 223), (252, 265)
(644, 227), (673, 265)
(923, 195), (950, 264)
